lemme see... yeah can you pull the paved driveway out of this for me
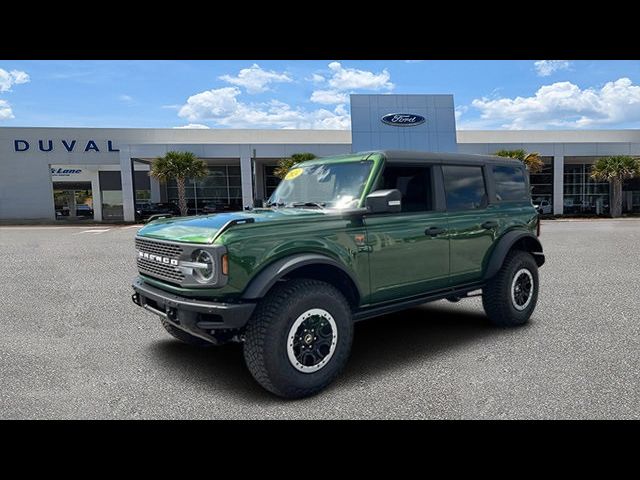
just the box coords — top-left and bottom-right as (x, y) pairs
(1, 220), (639, 419)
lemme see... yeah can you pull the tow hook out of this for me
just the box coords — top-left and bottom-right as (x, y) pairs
(131, 292), (141, 306)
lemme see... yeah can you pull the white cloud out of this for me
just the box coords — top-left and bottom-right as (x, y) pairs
(179, 87), (242, 121)
(178, 86), (350, 129)
(310, 89), (349, 105)
(326, 61), (394, 90)
(309, 73), (325, 84)
(454, 105), (468, 122)
(469, 77), (640, 129)
(173, 123), (210, 129)
(404, 60), (423, 63)
(119, 94), (133, 102)
(0, 99), (14, 120)
(534, 60), (571, 77)
(219, 64), (292, 94)
(308, 62), (394, 105)
(0, 68), (30, 92)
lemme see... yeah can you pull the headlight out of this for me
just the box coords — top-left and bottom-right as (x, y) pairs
(191, 249), (215, 283)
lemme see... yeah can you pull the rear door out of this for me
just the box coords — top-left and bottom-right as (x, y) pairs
(365, 163), (449, 304)
(442, 164), (499, 285)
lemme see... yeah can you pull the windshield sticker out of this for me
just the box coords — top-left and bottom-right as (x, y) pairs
(284, 168), (303, 180)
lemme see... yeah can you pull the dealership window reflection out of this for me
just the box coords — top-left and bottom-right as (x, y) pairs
(165, 165), (242, 214)
(99, 171), (124, 221)
(563, 159), (610, 215)
(529, 157), (553, 211)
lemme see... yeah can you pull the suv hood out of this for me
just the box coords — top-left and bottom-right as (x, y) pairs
(137, 208), (324, 244)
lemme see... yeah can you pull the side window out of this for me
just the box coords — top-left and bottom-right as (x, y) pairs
(442, 165), (487, 211)
(379, 165), (433, 212)
(493, 165), (527, 201)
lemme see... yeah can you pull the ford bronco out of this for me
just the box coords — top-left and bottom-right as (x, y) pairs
(131, 150), (544, 398)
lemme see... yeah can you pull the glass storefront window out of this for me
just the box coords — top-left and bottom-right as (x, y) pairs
(102, 190), (124, 220)
(563, 160), (609, 215)
(264, 165), (280, 198)
(53, 182), (94, 221)
(135, 190), (151, 201)
(624, 177), (640, 213)
(530, 156), (553, 211)
(99, 171), (124, 221)
(164, 164), (243, 214)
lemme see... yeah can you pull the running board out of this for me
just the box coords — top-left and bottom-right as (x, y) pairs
(353, 283), (484, 322)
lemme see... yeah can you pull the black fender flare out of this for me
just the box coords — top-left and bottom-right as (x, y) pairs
(483, 231), (545, 281)
(241, 253), (363, 301)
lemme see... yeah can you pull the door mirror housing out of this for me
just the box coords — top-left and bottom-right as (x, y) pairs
(365, 189), (402, 214)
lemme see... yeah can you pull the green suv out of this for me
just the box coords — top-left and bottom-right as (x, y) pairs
(131, 150), (544, 398)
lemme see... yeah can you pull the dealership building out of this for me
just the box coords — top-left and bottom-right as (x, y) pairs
(1, 93), (640, 222)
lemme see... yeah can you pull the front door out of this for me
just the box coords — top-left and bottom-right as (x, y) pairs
(442, 164), (497, 285)
(365, 164), (450, 304)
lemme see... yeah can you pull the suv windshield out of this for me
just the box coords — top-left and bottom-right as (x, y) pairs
(268, 160), (373, 209)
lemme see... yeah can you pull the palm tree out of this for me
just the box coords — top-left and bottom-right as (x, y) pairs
(590, 155), (640, 218)
(274, 152), (317, 179)
(494, 149), (544, 174)
(150, 151), (208, 216)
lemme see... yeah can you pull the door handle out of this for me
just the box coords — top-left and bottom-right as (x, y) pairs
(425, 226), (446, 236)
(481, 220), (499, 229)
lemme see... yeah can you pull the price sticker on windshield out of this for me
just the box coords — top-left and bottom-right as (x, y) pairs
(284, 168), (303, 180)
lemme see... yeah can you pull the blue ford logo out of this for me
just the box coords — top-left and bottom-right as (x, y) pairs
(381, 113), (426, 127)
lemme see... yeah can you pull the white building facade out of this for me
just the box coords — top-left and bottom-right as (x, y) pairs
(1, 94), (639, 222)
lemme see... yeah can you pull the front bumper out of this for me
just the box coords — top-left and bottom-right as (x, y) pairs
(131, 277), (256, 342)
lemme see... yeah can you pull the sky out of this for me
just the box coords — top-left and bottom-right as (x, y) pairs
(1, 60), (640, 130)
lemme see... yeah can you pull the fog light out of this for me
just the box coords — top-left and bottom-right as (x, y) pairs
(192, 249), (215, 283)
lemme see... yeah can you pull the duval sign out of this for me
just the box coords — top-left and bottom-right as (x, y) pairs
(381, 113), (426, 127)
(13, 139), (120, 153)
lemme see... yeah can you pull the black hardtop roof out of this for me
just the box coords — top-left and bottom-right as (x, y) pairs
(371, 150), (522, 166)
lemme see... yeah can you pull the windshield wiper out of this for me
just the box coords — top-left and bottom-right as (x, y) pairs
(266, 201), (286, 207)
(287, 202), (326, 209)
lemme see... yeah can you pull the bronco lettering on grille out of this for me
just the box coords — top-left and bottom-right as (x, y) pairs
(138, 251), (179, 266)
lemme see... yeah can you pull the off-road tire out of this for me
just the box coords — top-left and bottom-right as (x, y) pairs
(160, 318), (212, 347)
(243, 278), (353, 399)
(482, 250), (539, 327)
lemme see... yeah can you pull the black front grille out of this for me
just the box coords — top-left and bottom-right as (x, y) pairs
(135, 237), (184, 284)
(137, 258), (185, 283)
(135, 237), (183, 257)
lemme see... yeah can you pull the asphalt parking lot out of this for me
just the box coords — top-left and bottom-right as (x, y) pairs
(1, 220), (639, 419)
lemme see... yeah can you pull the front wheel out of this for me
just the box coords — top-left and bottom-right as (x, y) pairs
(243, 278), (353, 399)
(482, 250), (539, 327)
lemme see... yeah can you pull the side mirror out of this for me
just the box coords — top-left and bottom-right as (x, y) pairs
(365, 189), (402, 214)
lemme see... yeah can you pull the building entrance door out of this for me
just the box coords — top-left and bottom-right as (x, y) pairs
(53, 182), (94, 221)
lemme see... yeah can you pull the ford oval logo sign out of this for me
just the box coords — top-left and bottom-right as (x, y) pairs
(381, 113), (426, 127)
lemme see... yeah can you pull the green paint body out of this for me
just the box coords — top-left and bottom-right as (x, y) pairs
(137, 152), (537, 306)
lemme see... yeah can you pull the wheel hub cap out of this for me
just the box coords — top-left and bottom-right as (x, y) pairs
(511, 268), (534, 311)
(287, 308), (338, 373)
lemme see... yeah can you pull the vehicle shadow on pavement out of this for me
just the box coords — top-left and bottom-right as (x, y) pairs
(148, 300), (504, 401)
(147, 340), (269, 400)
(336, 302), (503, 389)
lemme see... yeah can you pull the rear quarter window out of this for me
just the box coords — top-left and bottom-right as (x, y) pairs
(493, 165), (527, 201)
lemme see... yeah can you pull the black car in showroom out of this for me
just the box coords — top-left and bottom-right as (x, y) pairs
(200, 201), (235, 214)
(75, 204), (94, 217)
(135, 202), (180, 222)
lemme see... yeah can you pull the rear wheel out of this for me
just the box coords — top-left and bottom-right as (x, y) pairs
(482, 250), (539, 327)
(243, 278), (353, 399)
